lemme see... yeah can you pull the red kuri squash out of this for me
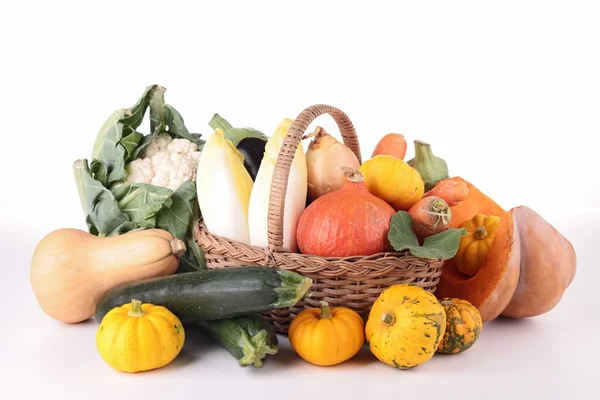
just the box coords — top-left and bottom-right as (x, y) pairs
(296, 167), (396, 257)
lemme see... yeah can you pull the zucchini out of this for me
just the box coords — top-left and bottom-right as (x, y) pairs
(186, 315), (278, 368)
(94, 266), (312, 323)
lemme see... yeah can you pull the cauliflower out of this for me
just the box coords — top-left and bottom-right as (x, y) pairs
(123, 133), (201, 192)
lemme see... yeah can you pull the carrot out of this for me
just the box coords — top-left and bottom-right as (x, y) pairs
(423, 180), (469, 207)
(371, 133), (407, 160)
(408, 196), (452, 241)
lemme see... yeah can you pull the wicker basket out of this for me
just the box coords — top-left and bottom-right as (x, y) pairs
(194, 104), (445, 334)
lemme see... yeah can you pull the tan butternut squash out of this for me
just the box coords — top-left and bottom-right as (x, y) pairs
(30, 228), (186, 324)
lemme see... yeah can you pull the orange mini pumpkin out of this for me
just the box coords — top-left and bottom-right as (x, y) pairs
(288, 301), (365, 366)
(454, 213), (500, 276)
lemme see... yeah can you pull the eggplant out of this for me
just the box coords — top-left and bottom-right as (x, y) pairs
(237, 137), (267, 181)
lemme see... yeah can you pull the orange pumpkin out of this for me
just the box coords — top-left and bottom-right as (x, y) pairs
(296, 168), (396, 257)
(445, 177), (506, 228)
(436, 206), (577, 322)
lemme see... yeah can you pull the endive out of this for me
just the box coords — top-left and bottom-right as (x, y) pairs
(197, 129), (254, 244)
(248, 119), (307, 252)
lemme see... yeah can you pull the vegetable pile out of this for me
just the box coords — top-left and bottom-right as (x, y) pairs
(30, 85), (577, 373)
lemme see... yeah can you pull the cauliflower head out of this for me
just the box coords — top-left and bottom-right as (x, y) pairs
(123, 133), (201, 191)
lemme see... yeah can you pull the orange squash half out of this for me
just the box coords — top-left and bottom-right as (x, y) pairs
(446, 177), (506, 228)
(436, 206), (576, 322)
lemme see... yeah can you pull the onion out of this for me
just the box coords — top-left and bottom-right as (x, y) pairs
(304, 127), (361, 202)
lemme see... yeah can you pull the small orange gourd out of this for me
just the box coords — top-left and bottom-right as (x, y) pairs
(454, 214), (500, 276)
(288, 301), (365, 366)
(436, 298), (482, 354)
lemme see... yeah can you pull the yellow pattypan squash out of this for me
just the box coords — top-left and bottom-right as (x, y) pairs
(454, 213), (501, 276)
(96, 299), (185, 373)
(360, 155), (424, 211)
(365, 284), (446, 369)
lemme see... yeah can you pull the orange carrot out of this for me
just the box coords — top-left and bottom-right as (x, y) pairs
(408, 196), (452, 241)
(424, 180), (469, 207)
(371, 133), (407, 160)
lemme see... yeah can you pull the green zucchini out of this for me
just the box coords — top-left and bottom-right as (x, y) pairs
(186, 315), (278, 368)
(94, 266), (312, 323)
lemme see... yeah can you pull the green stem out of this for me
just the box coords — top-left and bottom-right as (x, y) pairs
(319, 301), (333, 319)
(413, 140), (435, 164)
(128, 299), (146, 317)
(273, 271), (313, 309)
(209, 113), (233, 133)
(382, 312), (396, 325)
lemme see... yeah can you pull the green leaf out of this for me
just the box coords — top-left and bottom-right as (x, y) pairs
(416, 228), (468, 259)
(90, 109), (128, 183)
(91, 85), (159, 182)
(154, 181), (206, 272)
(388, 211), (467, 259)
(111, 182), (174, 227)
(179, 199), (207, 272)
(149, 86), (167, 136)
(132, 92), (204, 159)
(208, 113), (268, 147)
(73, 159), (131, 236)
(155, 180), (196, 241)
(89, 159), (108, 187)
(165, 104), (205, 150)
(107, 222), (143, 236)
(120, 131), (144, 161)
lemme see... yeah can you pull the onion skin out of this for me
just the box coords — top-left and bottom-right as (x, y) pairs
(305, 127), (360, 203)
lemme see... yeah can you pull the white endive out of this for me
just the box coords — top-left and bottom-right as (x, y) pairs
(248, 118), (307, 252)
(196, 129), (254, 244)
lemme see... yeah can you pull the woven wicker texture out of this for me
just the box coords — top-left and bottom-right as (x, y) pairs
(194, 104), (445, 333)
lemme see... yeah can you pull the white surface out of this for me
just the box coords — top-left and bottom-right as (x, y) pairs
(2, 1), (600, 399)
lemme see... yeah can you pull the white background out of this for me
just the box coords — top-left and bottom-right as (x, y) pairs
(2, 1), (599, 399)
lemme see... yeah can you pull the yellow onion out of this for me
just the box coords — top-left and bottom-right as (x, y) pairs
(305, 127), (360, 202)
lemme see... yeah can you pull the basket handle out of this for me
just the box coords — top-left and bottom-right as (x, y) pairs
(267, 104), (361, 252)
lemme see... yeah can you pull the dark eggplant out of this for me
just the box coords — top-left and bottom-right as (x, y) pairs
(237, 137), (267, 181)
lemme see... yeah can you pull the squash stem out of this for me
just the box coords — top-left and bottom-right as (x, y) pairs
(273, 271), (313, 309)
(382, 312), (396, 325)
(128, 299), (146, 317)
(440, 300), (453, 307)
(474, 226), (488, 240)
(170, 239), (187, 259)
(413, 140), (435, 163)
(342, 167), (364, 183)
(319, 301), (333, 319)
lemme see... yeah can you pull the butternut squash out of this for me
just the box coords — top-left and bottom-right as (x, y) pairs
(30, 228), (186, 324)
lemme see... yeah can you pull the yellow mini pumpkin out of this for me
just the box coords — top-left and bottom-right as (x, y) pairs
(436, 298), (482, 354)
(365, 284), (446, 369)
(455, 213), (501, 276)
(288, 301), (365, 366)
(96, 299), (185, 373)
(359, 155), (425, 211)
